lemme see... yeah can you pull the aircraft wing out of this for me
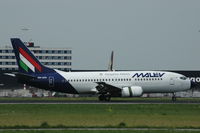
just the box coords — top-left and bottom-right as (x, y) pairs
(96, 82), (121, 95)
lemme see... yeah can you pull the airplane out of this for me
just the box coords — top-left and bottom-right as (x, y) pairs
(10, 38), (194, 101)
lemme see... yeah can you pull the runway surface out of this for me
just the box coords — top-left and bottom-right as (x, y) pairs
(0, 99), (200, 104)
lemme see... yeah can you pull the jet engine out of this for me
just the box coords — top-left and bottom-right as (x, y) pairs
(121, 86), (143, 97)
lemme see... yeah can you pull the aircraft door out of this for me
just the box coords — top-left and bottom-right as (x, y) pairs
(49, 76), (54, 87)
(170, 78), (175, 85)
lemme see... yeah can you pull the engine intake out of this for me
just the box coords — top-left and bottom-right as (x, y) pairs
(121, 86), (143, 97)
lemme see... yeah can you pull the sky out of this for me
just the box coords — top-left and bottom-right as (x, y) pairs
(0, 0), (200, 70)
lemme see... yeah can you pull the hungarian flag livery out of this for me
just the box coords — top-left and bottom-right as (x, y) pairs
(11, 38), (55, 74)
(19, 47), (42, 72)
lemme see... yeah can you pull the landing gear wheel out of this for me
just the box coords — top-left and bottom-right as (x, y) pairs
(172, 93), (176, 102)
(172, 96), (176, 102)
(98, 94), (111, 102)
(99, 95), (105, 101)
(105, 95), (111, 102)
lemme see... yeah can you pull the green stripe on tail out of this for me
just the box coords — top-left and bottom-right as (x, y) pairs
(19, 60), (28, 72)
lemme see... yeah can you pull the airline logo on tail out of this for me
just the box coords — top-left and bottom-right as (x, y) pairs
(19, 47), (42, 72)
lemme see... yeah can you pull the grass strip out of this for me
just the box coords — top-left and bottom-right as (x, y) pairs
(0, 104), (199, 128)
(0, 130), (200, 133)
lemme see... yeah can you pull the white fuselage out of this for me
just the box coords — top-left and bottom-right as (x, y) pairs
(55, 70), (191, 95)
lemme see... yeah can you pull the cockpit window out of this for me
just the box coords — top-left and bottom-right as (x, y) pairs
(180, 77), (187, 80)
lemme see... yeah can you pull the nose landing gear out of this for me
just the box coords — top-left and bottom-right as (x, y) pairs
(172, 92), (176, 102)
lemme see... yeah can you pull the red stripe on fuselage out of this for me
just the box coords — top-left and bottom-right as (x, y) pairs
(19, 47), (42, 72)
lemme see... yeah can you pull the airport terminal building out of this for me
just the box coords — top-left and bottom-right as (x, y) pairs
(0, 42), (72, 91)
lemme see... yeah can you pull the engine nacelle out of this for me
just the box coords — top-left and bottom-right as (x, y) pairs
(121, 86), (143, 97)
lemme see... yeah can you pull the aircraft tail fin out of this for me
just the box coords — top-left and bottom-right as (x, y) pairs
(11, 38), (54, 74)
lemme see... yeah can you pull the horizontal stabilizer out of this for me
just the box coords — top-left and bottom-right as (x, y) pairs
(4, 72), (36, 80)
(14, 72), (37, 80)
(3, 73), (16, 77)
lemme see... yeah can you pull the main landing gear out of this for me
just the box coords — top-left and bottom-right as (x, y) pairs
(98, 94), (111, 102)
(172, 92), (177, 102)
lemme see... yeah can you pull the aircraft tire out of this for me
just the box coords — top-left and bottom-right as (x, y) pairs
(172, 93), (177, 102)
(98, 94), (111, 102)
